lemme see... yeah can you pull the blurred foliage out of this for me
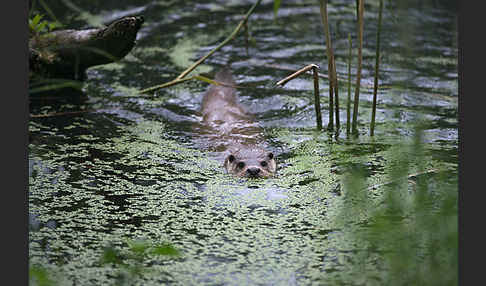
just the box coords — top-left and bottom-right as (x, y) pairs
(339, 124), (457, 285)
(29, 13), (62, 37)
(273, 0), (281, 20)
(29, 265), (55, 286)
(100, 239), (180, 285)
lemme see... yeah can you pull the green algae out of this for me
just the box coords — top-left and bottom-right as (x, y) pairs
(168, 37), (213, 75)
(134, 46), (169, 57)
(29, 0), (457, 285)
(28, 94), (457, 285)
(29, 122), (457, 284)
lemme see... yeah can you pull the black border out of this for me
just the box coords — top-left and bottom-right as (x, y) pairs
(4, 0), (29, 285)
(459, 0), (481, 285)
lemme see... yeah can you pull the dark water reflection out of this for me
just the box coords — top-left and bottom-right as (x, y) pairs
(29, 0), (457, 285)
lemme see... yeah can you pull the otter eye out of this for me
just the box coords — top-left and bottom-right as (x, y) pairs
(237, 162), (245, 169)
(260, 161), (268, 167)
(267, 153), (274, 160)
(228, 155), (235, 162)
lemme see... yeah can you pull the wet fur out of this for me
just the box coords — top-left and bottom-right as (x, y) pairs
(201, 68), (276, 178)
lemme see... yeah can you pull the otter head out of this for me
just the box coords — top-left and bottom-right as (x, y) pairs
(224, 148), (276, 179)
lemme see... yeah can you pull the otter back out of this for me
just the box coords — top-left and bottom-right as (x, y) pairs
(199, 68), (276, 178)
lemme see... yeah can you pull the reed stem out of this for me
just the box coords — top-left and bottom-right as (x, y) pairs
(139, 0), (262, 94)
(370, 0), (383, 136)
(139, 75), (238, 94)
(262, 63), (382, 90)
(275, 64), (322, 130)
(352, 0), (364, 135)
(347, 33), (352, 135)
(312, 65), (323, 130)
(244, 21), (249, 57)
(275, 64), (317, 86)
(332, 51), (340, 130)
(139, 76), (195, 94)
(175, 0), (262, 80)
(318, 0), (335, 131)
(328, 77), (334, 131)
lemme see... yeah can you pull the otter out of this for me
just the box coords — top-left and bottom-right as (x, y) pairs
(199, 68), (276, 178)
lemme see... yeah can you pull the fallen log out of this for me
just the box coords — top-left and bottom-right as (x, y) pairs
(29, 15), (144, 81)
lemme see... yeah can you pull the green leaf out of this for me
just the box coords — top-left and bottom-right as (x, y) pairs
(273, 0), (281, 20)
(100, 246), (123, 265)
(151, 243), (180, 256)
(48, 21), (62, 32)
(127, 240), (150, 254)
(31, 14), (43, 28)
(37, 21), (48, 33)
(29, 265), (54, 286)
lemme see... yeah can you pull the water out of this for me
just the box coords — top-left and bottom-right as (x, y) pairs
(29, 0), (457, 285)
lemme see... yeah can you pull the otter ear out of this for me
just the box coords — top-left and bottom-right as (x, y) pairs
(228, 154), (236, 162)
(267, 152), (274, 160)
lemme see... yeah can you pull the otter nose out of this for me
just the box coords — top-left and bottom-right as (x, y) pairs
(246, 167), (261, 177)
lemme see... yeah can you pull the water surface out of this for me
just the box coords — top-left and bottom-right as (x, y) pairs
(29, 0), (457, 285)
